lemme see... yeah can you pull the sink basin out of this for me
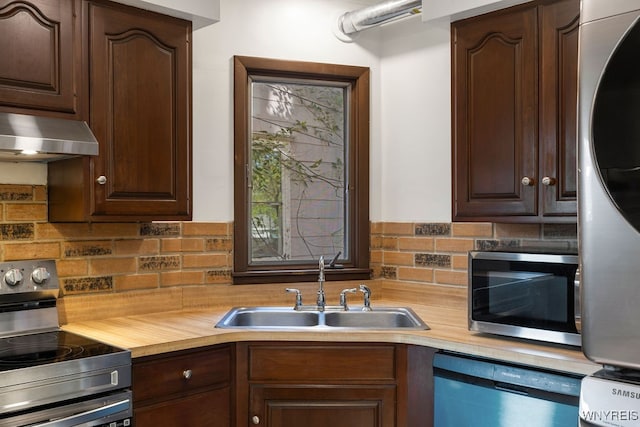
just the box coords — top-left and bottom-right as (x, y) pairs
(215, 306), (429, 330)
(216, 307), (319, 328)
(324, 308), (427, 329)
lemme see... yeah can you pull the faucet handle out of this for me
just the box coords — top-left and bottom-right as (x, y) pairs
(339, 288), (357, 310)
(285, 288), (303, 309)
(359, 284), (372, 311)
(328, 251), (342, 268)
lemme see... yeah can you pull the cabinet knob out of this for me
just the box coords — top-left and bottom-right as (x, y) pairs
(182, 369), (192, 379)
(541, 176), (556, 186)
(96, 175), (107, 185)
(251, 415), (260, 424)
(521, 176), (534, 186)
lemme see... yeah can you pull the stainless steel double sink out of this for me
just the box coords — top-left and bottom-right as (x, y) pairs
(215, 306), (429, 330)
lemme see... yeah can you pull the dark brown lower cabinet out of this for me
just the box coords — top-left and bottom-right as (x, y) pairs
(250, 385), (395, 427)
(134, 387), (230, 426)
(132, 344), (233, 427)
(131, 342), (435, 427)
(236, 342), (435, 427)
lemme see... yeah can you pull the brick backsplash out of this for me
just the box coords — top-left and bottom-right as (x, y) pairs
(371, 221), (577, 287)
(0, 184), (233, 296)
(0, 184), (578, 297)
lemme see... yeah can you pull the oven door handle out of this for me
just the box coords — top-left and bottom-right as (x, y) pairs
(29, 398), (130, 427)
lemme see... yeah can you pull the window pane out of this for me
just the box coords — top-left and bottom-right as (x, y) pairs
(249, 80), (348, 264)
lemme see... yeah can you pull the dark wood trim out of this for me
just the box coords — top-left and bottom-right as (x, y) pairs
(233, 56), (370, 284)
(405, 345), (437, 427)
(232, 268), (371, 285)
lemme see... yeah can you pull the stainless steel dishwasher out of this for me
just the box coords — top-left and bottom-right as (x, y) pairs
(433, 352), (583, 427)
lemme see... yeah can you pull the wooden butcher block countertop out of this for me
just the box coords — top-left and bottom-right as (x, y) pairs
(62, 291), (599, 376)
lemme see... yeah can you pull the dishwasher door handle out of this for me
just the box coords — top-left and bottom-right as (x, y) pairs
(494, 382), (530, 396)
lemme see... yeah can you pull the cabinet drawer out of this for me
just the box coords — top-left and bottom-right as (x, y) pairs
(248, 344), (396, 382)
(133, 345), (231, 403)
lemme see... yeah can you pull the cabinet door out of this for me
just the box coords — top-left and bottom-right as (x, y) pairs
(134, 387), (230, 427)
(539, 0), (579, 217)
(237, 343), (434, 427)
(452, 4), (538, 220)
(0, 0), (81, 116)
(87, 0), (191, 219)
(250, 385), (395, 427)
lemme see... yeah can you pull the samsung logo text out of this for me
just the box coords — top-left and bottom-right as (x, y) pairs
(613, 388), (640, 399)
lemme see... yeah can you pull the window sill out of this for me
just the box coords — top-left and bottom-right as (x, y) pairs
(232, 268), (371, 285)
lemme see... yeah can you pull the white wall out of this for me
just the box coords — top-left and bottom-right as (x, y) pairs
(378, 16), (452, 222)
(191, 0), (383, 221)
(193, 0), (454, 223)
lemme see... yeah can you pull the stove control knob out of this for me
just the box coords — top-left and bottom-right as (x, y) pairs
(31, 267), (51, 285)
(4, 268), (23, 287)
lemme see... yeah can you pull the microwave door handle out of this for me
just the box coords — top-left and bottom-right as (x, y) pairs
(574, 266), (581, 333)
(30, 398), (130, 427)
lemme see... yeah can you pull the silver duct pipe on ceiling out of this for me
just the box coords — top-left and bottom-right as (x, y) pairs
(338, 0), (422, 36)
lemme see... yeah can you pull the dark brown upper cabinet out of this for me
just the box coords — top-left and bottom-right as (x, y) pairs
(48, 0), (192, 222)
(452, 0), (579, 223)
(0, 0), (83, 118)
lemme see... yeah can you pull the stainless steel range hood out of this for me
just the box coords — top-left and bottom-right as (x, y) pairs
(0, 112), (99, 162)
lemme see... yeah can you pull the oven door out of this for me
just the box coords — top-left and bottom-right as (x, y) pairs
(0, 390), (132, 427)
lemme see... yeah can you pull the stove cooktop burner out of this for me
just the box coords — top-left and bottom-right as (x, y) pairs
(0, 330), (124, 371)
(0, 343), (82, 365)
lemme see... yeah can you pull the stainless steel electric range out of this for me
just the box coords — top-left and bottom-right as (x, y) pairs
(0, 260), (132, 427)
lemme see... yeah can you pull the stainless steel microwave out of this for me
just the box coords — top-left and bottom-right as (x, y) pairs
(468, 250), (580, 347)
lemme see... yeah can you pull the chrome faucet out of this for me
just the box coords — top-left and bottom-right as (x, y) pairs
(285, 262), (369, 312)
(317, 256), (326, 310)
